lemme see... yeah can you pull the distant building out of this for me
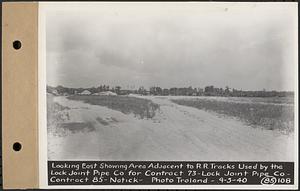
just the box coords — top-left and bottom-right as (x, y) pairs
(99, 91), (117, 96)
(79, 90), (92, 95)
(51, 89), (59, 96)
(119, 90), (132, 95)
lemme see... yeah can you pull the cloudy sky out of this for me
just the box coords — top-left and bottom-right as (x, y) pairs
(44, 3), (297, 91)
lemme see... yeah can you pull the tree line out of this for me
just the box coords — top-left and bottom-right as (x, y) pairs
(47, 85), (293, 97)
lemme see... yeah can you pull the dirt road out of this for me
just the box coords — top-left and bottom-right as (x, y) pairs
(48, 96), (294, 161)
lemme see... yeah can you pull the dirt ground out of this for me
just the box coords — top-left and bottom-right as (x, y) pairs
(47, 96), (294, 161)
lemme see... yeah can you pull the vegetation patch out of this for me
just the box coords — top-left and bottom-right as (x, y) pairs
(110, 117), (118, 122)
(59, 122), (95, 133)
(47, 94), (96, 135)
(47, 95), (69, 128)
(68, 95), (160, 119)
(96, 117), (109, 126)
(172, 98), (294, 134)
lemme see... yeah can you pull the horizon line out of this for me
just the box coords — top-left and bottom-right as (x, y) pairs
(46, 84), (295, 92)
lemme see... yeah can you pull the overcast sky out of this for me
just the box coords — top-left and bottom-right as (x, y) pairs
(45, 3), (297, 91)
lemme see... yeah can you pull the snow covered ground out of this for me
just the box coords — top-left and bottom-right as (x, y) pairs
(48, 96), (294, 161)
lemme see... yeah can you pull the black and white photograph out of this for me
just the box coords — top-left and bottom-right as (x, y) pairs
(44, 2), (297, 162)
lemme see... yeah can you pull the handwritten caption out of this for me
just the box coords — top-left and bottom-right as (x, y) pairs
(48, 161), (293, 185)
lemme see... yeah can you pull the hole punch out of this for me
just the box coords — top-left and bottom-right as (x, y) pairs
(13, 142), (22, 151)
(13, 40), (22, 50)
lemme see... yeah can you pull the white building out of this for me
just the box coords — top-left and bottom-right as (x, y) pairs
(79, 90), (92, 95)
(99, 91), (117, 96)
(51, 89), (59, 96)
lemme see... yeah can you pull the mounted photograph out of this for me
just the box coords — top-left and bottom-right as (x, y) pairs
(43, 3), (297, 162)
